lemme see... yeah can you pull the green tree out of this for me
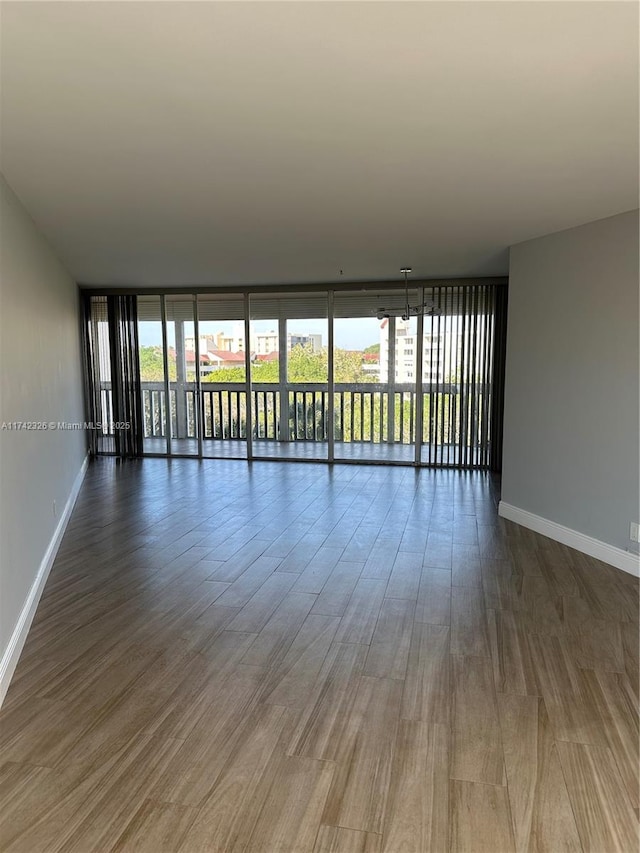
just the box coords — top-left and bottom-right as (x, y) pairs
(202, 365), (246, 383)
(287, 344), (327, 382)
(201, 345), (374, 385)
(139, 346), (176, 381)
(252, 359), (280, 383)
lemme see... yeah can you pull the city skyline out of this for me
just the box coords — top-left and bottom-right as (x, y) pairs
(139, 318), (380, 352)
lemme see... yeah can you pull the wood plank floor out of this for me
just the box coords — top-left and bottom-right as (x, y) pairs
(1, 458), (638, 852)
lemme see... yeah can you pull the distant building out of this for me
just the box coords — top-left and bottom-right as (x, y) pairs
(185, 329), (244, 355)
(379, 318), (414, 383)
(213, 325), (245, 352)
(251, 330), (323, 356)
(206, 350), (245, 372)
(361, 351), (380, 379)
(288, 333), (322, 352)
(379, 318), (461, 384)
(185, 348), (245, 374)
(253, 331), (279, 355)
(184, 326), (322, 364)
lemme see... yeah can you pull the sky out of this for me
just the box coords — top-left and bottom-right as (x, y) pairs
(139, 317), (382, 350)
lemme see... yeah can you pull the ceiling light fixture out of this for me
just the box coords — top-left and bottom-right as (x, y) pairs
(376, 268), (442, 321)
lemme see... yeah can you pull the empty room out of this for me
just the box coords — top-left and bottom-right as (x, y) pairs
(0, 2), (638, 852)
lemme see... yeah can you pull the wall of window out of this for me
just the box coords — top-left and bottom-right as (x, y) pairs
(83, 280), (507, 469)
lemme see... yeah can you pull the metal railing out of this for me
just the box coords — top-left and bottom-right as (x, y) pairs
(139, 382), (421, 444)
(99, 381), (487, 457)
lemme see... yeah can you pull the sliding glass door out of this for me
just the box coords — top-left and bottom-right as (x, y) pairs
(165, 295), (199, 456)
(197, 294), (247, 459)
(86, 281), (508, 469)
(249, 293), (329, 461)
(332, 289), (421, 464)
(137, 295), (168, 455)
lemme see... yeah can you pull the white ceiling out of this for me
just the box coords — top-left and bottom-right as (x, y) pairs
(1, 2), (637, 288)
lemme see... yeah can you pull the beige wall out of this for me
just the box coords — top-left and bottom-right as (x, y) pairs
(0, 176), (87, 670)
(502, 209), (639, 553)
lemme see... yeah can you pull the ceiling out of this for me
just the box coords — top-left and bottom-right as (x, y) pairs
(1, 2), (637, 288)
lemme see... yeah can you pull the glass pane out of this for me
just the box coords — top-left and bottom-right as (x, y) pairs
(287, 316), (328, 455)
(197, 295), (247, 459)
(334, 288), (418, 464)
(165, 296), (198, 456)
(333, 315), (383, 460)
(287, 323), (328, 383)
(249, 309), (281, 453)
(249, 294), (328, 460)
(250, 323), (279, 384)
(390, 313), (418, 458)
(137, 295), (167, 455)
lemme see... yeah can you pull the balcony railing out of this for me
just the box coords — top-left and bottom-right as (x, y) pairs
(99, 380), (487, 456)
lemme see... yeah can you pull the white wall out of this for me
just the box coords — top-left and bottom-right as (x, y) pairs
(0, 176), (87, 694)
(501, 210), (639, 563)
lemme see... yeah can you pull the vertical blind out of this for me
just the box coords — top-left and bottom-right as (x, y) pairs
(420, 283), (505, 469)
(82, 295), (113, 455)
(83, 294), (143, 458)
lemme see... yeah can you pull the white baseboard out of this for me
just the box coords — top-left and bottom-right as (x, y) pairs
(498, 501), (640, 578)
(0, 453), (89, 707)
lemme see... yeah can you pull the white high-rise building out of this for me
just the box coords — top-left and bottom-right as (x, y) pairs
(379, 318), (461, 384)
(253, 330), (279, 355)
